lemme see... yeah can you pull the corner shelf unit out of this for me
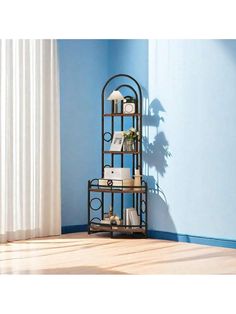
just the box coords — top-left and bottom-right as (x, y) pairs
(88, 74), (148, 237)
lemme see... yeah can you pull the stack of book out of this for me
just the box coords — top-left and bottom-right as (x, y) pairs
(98, 178), (133, 190)
(98, 167), (133, 190)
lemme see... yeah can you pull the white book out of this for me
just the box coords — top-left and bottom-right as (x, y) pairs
(125, 208), (132, 226)
(128, 209), (140, 229)
(125, 208), (140, 228)
(100, 219), (110, 225)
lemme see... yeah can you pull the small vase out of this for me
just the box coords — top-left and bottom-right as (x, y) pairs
(134, 168), (142, 190)
(123, 139), (135, 152)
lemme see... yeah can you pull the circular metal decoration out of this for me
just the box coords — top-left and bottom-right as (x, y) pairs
(107, 180), (113, 187)
(90, 217), (101, 223)
(104, 132), (112, 142)
(90, 178), (99, 185)
(104, 164), (111, 168)
(141, 199), (147, 213)
(89, 197), (102, 211)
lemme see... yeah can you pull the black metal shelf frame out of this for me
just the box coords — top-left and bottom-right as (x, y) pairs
(88, 74), (148, 237)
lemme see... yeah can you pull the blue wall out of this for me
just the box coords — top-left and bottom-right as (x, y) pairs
(147, 40), (236, 241)
(59, 39), (236, 245)
(58, 40), (108, 227)
(108, 40), (148, 88)
(108, 39), (236, 243)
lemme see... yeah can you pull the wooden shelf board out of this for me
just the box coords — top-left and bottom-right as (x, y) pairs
(103, 113), (141, 117)
(103, 151), (140, 154)
(90, 223), (146, 234)
(89, 188), (146, 193)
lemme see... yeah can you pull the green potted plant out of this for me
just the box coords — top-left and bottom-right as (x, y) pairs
(122, 127), (140, 151)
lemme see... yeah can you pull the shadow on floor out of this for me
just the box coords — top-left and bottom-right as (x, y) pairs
(146, 250), (236, 266)
(117, 244), (178, 256)
(2, 265), (128, 275)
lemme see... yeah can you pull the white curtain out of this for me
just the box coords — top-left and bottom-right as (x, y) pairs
(0, 39), (61, 243)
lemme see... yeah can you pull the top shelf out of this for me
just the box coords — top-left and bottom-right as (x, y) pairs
(103, 113), (141, 117)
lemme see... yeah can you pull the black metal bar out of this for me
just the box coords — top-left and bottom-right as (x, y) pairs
(90, 222), (145, 228)
(111, 113), (114, 211)
(140, 193), (143, 228)
(132, 113), (135, 171)
(101, 90), (105, 220)
(102, 192), (104, 220)
(102, 85), (105, 178)
(136, 110), (139, 224)
(88, 180), (91, 234)
(132, 115), (135, 209)
(145, 181), (148, 237)
(136, 191), (139, 214)
(136, 114), (139, 169)
(121, 105), (124, 220)
(140, 88), (143, 175)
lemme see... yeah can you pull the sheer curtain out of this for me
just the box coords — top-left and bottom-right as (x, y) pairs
(0, 40), (61, 243)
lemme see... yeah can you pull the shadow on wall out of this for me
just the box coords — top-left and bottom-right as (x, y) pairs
(142, 97), (177, 237)
(219, 39), (236, 63)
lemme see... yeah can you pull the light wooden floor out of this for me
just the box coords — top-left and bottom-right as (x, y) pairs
(0, 232), (236, 274)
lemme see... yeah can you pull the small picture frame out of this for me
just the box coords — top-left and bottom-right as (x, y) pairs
(110, 131), (124, 151)
(123, 102), (136, 114)
(123, 97), (136, 114)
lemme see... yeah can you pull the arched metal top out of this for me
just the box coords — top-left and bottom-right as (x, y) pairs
(101, 73), (142, 103)
(115, 84), (138, 100)
(101, 73), (143, 178)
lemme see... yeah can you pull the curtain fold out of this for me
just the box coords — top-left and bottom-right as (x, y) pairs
(0, 39), (61, 243)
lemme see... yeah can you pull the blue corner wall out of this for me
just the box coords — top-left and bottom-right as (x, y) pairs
(58, 40), (109, 227)
(146, 40), (236, 242)
(108, 40), (148, 88)
(58, 39), (236, 247)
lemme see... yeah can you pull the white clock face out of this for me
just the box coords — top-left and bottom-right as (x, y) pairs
(124, 103), (135, 113)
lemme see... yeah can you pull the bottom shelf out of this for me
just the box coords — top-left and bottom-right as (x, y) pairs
(90, 223), (146, 234)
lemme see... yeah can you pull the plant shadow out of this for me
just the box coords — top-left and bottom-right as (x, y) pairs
(142, 96), (177, 237)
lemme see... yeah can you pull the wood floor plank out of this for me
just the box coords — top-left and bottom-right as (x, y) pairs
(0, 232), (236, 274)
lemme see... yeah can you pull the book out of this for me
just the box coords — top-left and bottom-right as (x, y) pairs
(125, 208), (140, 228)
(100, 219), (110, 225)
(99, 178), (133, 190)
(125, 208), (131, 226)
(129, 209), (140, 229)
